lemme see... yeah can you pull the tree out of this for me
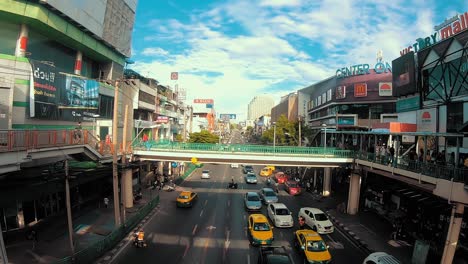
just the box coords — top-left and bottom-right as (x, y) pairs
(174, 134), (183, 142)
(188, 130), (220, 143)
(261, 115), (298, 146)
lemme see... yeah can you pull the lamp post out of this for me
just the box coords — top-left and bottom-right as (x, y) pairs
(322, 123), (327, 155)
(273, 122), (276, 153)
(298, 116), (302, 147)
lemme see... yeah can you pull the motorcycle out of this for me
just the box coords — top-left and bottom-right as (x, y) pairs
(227, 182), (238, 189)
(133, 234), (147, 248)
(162, 181), (175, 192)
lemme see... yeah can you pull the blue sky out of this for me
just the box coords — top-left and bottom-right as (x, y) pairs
(130, 0), (467, 121)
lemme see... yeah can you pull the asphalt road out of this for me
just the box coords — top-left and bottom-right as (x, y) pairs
(111, 163), (368, 264)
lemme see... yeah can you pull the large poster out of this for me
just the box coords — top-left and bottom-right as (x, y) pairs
(30, 60), (100, 121)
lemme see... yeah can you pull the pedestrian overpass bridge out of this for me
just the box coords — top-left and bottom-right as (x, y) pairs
(132, 142), (354, 167)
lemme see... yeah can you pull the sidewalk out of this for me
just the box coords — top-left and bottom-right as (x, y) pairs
(4, 186), (158, 264)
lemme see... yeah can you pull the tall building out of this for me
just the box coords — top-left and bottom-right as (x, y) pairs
(0, 0), (137, 233)
(247, 95), (275, 121)
(271, 92), (298, 122)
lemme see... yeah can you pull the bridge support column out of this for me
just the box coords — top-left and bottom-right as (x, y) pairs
(313, 169), (317, 191)
(347, 173), (361, 215)
(123, 169), (133, 208)
(158, 161), (164, 175)
(322, 168), (331, 197)
(441, 203), (464, 264)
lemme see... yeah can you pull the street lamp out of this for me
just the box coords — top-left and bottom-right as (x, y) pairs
(273, 122), (276, 153)
(322, 123), (327, 155)
(298, 116), (302, 147)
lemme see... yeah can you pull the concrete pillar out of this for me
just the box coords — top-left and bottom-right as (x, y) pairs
(123, 169), (133, 208)
(322, 168), (331, 197)
(74, 50), (83, 75)
(158, 161), (164, 175)
(441, 203), (464, 264)
(347, 173), (361, 215)
(313, 169), (317, 190)
(15, 24), (29, 57)
(168, 162), (172, 176)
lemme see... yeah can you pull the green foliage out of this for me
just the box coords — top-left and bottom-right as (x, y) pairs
(174, 134), (183, 142)
(261, 114), (298, 146)
(188, 130), (220, 143)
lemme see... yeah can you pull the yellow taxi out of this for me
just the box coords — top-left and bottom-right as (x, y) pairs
(248, 214), (274, 246)
(294, 229), (332, 263)
(176, 191), (198, 208)
(259, 166), (275, 177)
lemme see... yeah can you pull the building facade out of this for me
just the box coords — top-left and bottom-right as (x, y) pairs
(247, 95), (275, 121)
(271, 92), (298, 122)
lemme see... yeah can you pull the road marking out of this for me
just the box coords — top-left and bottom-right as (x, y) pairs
(204, 200), (208, 206)
(192, 224), (198, 235)
(200, 210), (204, 217)
(227, 200), (231, 207)
(247, 254), (250, 264)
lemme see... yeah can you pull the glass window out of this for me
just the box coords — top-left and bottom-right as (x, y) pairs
(307, 240), (327, 252)
(253, 222), (270, 231)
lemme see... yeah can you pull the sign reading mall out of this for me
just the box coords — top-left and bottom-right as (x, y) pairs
(400, 11), (468, 56)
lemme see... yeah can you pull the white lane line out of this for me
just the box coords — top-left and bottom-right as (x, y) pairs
(200, 210), (204, 217)
(192, 224), (198, 235)
(247, 254), (251, 264)
(227, 200), (231, 207)
(204, 200), (208, 206)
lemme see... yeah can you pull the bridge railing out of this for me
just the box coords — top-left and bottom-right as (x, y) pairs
(355, 152), (468, 183)
(135, 140), (355, 158)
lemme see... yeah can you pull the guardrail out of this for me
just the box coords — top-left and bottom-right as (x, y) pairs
(355, 152), (468, 184)
(134, 140), (355, 158)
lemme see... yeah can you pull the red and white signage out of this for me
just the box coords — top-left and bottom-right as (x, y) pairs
(193, 99), (214, 104)
(417, 108), (437, 132)
(156, 116), (169, 123)
(379, 82), (393, 96)
(336, 86), (346, 99)
(171, 72), (178, 80)
(354, 83), (367, 97)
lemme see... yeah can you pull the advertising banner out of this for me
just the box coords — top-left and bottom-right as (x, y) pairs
(156, 116), (169, 123)
(337, 116), (356, 126)
(30, 60), (100, 121)
(335, 86), (346, 99)
(354, 83), (367, 97)
(417, 108), (437, 132)
(220, 114), (236, 120)
(379, 82), (393, 96)
(392, 51), (416, 97)
(194, 99), (214, 104)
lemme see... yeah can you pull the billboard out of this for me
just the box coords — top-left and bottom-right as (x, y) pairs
(336, 86), (346, 99)
(379, 82), (393, 96)
(354, 83), (368, 97)
(30, 60), (99, 121)
(392, 51), (416, 97)
(220, 114), (236, 121)
(194, 99), (214, 104)
(417, 108), (437, 132)
(156, 116), (169, 123)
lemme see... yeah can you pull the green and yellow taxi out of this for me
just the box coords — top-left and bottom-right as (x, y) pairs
(176, 191), (198, 208)
(248, 214), (274, 246)
(294, 229), (332, 264)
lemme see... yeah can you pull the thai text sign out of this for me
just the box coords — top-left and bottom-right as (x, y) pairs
(194, 99), (214, 104)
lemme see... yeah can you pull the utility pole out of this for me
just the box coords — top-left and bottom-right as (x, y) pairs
(298, 116), (302, 147)
(112, 81), (121, 227)
(64, 159), (75, 256)
(121, 104), (129, 224)
(0, 221), (8, 264)
(182, 106), (187, 143)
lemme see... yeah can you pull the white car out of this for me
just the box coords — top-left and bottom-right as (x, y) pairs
(267, 203), (294, 228)
(298, 207), (334, 234)
(201, 170), (210, 179)
(363, 252), (401, 264)
(230, 163), (239, 168)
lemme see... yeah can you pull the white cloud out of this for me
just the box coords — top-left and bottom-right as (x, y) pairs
(133, 0), (464, 119)
(141, 47), (169, 56)
(259, 0), (302, 7)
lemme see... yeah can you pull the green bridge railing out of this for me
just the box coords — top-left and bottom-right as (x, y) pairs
(134, 141), (355, 159)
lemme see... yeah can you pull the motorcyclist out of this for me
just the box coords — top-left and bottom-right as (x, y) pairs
(229, 178), (237, 188)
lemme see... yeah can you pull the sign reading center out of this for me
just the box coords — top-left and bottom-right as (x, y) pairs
(336, 62), (392, 78)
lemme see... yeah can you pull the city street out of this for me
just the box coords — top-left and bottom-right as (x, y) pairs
(111, 163), (368, 264)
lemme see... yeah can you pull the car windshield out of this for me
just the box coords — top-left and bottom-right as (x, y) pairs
(265, 191), (276, 197)
(202, 170), (209, 173)
(247, 174), (256, 178)
(178, 195), (189, 199)
(248, 195), (260, 201)
(314, 213), (329, 221)
(253, 223), (270, 231)
(307, 240), (327, 252)
(276, 208), (290, 215)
